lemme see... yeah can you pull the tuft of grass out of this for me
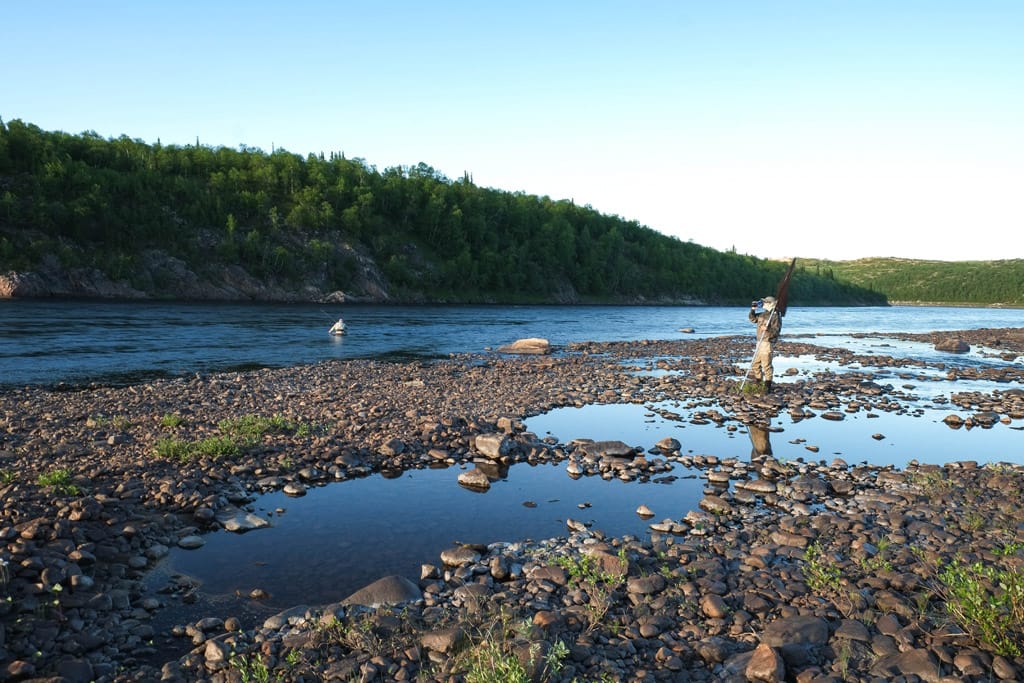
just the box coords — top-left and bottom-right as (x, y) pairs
(218, 414), (297, 445)
(154, 435), (240, 462)
(160, 413), (184, 429)
(229, 650), (271, 683)
(155, 413), (319, 463)
(37, 468), (80, 496)
(454, 611), (569, 683)
(553, 549), (627, 632)
(0, 469), (15, 484)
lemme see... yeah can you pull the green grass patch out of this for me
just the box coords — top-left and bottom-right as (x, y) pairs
(218, 414), (299, 445)
(154, 435), (240, 462)
(160, 413), (185, 429)
(37, 468), (80, 496)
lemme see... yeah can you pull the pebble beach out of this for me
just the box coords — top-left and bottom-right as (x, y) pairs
(2, 328), (1024, 682)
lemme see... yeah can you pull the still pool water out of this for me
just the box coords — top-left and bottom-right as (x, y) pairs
(148, 378), (1022, 621)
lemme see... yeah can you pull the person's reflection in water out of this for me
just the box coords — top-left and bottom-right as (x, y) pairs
(747, 421), (773, 461)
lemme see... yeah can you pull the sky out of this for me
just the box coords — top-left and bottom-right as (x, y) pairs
(2, 1), (1022, 262)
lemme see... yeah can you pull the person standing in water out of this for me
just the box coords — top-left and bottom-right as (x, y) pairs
(748, 296), (782, 392)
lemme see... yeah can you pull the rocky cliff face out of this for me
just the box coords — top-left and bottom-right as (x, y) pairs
(0, 250), (391, 303)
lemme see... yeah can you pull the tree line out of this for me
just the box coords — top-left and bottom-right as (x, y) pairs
(0, 119), (886, 305)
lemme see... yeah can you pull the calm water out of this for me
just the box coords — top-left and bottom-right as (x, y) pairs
(1, 300), (1022, 387)
(5, 300), (1022, 628)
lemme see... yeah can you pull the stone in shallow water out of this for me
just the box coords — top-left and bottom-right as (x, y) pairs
(177, 535), (205, 549)
(342, 575), (422, 608)
(215, 504), (270, 532)
(457, 467), (490, 490)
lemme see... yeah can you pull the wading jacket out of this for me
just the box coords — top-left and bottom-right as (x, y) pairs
(748, 309), (782, 343)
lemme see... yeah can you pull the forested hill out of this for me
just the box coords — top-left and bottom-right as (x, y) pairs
(803, 259), (1024, 307)
(0, 119), (883, 305)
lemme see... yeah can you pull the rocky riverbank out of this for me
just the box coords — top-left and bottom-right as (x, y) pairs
(1, 331), (1023, 682)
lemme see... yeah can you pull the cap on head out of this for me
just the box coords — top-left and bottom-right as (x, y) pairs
(762, 296), (777, 310)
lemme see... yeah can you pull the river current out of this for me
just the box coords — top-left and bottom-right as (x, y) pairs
(2, 300), (1020, 387)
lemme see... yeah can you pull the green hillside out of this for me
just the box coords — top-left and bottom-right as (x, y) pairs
(0, 118), (937, 307)
(803, 258), (1024, 306)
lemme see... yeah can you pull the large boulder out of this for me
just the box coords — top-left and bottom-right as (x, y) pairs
(934, 337), (969, 353)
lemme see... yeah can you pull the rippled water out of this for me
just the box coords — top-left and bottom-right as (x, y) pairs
(2, 299), (1021, 387)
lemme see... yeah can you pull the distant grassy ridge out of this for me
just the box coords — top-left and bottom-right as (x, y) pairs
(800, 258), (1024, 307)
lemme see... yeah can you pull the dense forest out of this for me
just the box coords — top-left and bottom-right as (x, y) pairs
(803, 259), (1024, 307)
(0, 119), (943, 307)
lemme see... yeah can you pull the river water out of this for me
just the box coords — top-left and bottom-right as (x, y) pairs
(3, 300), (1022, 627)
(1, 300), (1021, 387)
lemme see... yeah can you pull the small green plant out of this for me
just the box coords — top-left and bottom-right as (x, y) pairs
(860, 536), (895, 573)
(0, 469), (15, 484)
(160, 413), (184, 429)
(154, 438), (190, 461)
(935, 557), (1024, 657)
(835, 638), (852, 680)
(554, 550), (626, 631)
(229, 650), (271, 683)
(91, 414), (130, 430)
(463, 638), (531, 683)
(803, 542), (842, 592)
(995, 542), (1024, 557)
(37, 468), (80, 496)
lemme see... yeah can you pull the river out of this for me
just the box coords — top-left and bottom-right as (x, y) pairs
(1, 300), (1020, 387)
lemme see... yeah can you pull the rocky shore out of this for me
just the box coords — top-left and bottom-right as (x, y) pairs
(1, 330), (1023, 682)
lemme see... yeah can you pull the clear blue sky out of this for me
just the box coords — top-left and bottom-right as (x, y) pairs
(3, 1), (1022, 261)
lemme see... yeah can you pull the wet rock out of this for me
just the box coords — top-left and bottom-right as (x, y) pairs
(457, 467), (491, 490)
(934, 338), (970, 353)
(474, 433), (511, 460)
(341, 575), (422, 608)
(215, 505), (270, 532)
